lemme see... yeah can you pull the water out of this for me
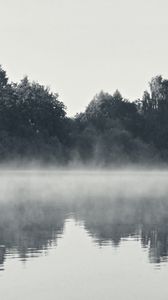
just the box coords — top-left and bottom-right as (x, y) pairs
(0, 170), (168, 300)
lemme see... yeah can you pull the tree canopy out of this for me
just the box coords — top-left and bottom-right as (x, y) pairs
(0, 66), (167, 164)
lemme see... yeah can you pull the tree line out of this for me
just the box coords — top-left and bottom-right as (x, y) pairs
(0, 66), (168, 165)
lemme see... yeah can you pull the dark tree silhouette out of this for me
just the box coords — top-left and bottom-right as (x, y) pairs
(0, 65), (167, 164)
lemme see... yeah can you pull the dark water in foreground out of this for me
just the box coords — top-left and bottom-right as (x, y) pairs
(0, 170), (168, 300)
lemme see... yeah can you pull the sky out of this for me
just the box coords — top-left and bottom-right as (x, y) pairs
(0, 0), (168, 116)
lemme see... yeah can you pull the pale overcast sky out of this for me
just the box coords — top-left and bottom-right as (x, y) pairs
(0, 0), (168, 115)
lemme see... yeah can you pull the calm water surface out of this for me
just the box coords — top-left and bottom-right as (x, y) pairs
(0, 170), (168, 300)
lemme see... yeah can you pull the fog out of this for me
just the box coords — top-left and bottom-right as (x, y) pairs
(0, 169), (167, 265)
(1, 167), (168, 202)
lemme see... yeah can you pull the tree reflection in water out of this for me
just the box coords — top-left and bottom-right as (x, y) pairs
(0, 192), (168, 269)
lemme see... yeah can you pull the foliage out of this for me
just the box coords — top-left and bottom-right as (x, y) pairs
(0, 65), (167, 164)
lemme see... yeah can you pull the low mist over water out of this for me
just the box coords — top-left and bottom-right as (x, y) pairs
(1, 169), (168, 299)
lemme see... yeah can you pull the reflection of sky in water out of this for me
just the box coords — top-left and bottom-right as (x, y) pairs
(1, 219), (168, 300)
(0, 171), (168, 299)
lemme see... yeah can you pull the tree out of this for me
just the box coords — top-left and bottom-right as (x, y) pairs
(13, 77), (67, 140)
